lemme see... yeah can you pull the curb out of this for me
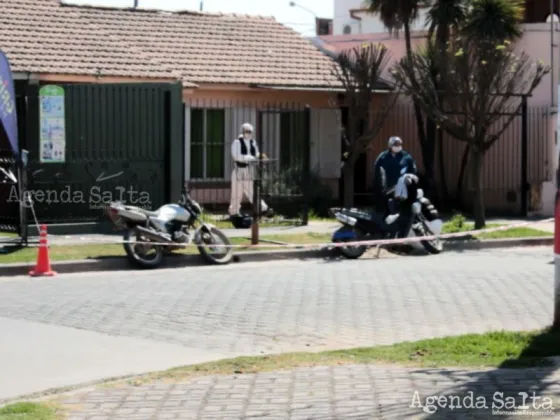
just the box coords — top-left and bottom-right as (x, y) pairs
(0, 248), (333, 277)
(0, 237), (552, 277)
(443, 236), (553, 250)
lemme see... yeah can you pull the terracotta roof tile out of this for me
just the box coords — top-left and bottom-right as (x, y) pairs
(1, 0), (338, 88)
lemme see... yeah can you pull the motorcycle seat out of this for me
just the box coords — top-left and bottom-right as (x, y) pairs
(135, 207), (160, 218)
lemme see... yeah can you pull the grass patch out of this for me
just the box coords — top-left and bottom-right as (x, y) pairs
(0, 402), (60, 420)
(442, 214), (551, 239)
(124, 329), (560, 386)
(0, 233), (331, 264)
(0, 232), (17, 237)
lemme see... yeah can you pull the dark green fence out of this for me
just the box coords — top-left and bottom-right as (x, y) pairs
(21, 82), (183, 226)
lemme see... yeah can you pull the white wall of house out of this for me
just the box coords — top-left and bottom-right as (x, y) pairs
(333, 0), (430, 35)
(183, 104), (341, 201)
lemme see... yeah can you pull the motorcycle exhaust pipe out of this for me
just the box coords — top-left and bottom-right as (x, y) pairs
(134, 226), (172, 243)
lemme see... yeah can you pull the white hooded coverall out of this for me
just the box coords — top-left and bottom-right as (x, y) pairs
(228, 129), (269, 216)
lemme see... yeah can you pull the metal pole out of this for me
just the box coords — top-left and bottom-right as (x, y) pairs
(520, 96), (528, 217)
(251, 110), (263, 245)
(554, 148), (560, 328)
(301, 105), (311, 225)
(551, 0), (560, 330)
(551, 0), (555, 107)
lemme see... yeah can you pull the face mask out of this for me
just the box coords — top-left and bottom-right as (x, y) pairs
(243, 133), (252, 140)
(391, 146), (402, 153)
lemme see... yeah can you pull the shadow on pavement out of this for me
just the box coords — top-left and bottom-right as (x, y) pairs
(408, 328), (560, 418)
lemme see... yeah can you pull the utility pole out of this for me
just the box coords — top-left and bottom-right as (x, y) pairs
(552, 0), (560, 330)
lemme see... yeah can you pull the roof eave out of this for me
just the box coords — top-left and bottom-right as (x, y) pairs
(249, 84), (392, 93)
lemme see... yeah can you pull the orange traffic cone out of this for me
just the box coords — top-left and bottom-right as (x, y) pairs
(29, 224), (56, 277)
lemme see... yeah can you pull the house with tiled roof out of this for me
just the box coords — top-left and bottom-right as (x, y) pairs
(1, 0), (348, 216)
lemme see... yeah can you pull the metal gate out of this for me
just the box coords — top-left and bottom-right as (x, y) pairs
(257, 106), (311, 224)
(0, 149), (19, 234)
(22, 83), (183, 227)
(0, 82), (27, 237)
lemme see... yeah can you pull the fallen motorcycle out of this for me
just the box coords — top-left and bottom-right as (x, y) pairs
(106, 190), (233, 268)
(331, 174), (443, 259)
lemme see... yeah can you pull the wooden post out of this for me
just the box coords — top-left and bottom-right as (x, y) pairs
(251, 109), (264, 245)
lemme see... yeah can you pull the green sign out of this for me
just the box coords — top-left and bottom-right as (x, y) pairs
(39, 85), (66, 163)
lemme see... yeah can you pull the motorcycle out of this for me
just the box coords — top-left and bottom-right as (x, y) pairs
(331, 174), (443, 259)
(106, 190), (234, 268)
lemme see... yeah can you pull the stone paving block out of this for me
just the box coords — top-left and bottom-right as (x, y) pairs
(0, 248), (553, 356)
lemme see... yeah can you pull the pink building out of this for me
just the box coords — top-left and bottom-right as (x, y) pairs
(312, 22), (560, 216)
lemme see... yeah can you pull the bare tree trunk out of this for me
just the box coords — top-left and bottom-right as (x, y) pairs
(424, 117), (437, 201)
(554, 185), (560, 330)
(469, 147), (485, 229)
(404, 21), (431, 199)
(456, 144), (470, 208)
(342, 164), (354, 208)
(437, 129), (449, 204)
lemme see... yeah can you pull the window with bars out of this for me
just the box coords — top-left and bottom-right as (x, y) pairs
(279, 111), (306, 170)
(190, 108), (225, 179)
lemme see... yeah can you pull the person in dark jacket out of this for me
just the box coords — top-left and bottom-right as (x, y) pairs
(372, 136), (417, 217)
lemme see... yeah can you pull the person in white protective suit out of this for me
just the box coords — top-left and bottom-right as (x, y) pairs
(228, 123), (273, 217)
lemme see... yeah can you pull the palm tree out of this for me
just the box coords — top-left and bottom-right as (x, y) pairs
(452, 0), (526, 208)
(426, 0), (469, 49)
(365, 0), (429, 193)
(462, 0), (524, 43)
(424, 0), (470, 205)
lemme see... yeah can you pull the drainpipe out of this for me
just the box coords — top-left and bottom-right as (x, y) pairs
(349, 8), (368, 34)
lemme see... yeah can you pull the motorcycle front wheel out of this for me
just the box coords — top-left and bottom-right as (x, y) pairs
(196, 226), (234, 265)
(123, 229), (164, 268)
(412, 217), (443, 254)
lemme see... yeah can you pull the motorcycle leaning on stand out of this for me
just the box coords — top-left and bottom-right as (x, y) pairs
(106, 189), (234, 268)
(331, 173), (443, 259)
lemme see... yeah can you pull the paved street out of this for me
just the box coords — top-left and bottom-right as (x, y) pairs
(0, 246), (554, 405)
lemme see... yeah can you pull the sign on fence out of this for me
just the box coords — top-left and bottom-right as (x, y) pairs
(39, 85), (66, 163)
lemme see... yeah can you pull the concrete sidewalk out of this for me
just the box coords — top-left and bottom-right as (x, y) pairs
(55, 363), (560, 419)
(0, 316), (235, 402)
(13, 218), (554, 246)
(23, 221), (338, 246)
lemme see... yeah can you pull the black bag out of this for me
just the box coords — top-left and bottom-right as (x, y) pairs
(230, 214), (253, 229)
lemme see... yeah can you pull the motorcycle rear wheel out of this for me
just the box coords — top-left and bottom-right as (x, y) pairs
(413, 218), (443, 254)
(334, 226), (367, 259)
(123, 229), (164, 268)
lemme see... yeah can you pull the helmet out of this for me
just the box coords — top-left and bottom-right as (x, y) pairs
(241, 123), (254, 134)
(388, 136), (402, 148)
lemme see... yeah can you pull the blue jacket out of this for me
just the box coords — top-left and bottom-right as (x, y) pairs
(373, 150), (417, 198)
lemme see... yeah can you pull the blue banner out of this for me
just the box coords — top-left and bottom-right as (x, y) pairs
(0, 50), (18, 157)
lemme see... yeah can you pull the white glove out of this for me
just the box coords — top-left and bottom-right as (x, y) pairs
(405, 174), (418, 184)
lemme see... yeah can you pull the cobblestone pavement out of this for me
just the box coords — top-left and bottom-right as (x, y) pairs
(59, 364), (560, 420)
(0, 247), (553, 355)
(1, 246), (557, 418)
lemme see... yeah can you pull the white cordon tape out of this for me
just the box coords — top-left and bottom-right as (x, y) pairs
(43, 217), (555, 249)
